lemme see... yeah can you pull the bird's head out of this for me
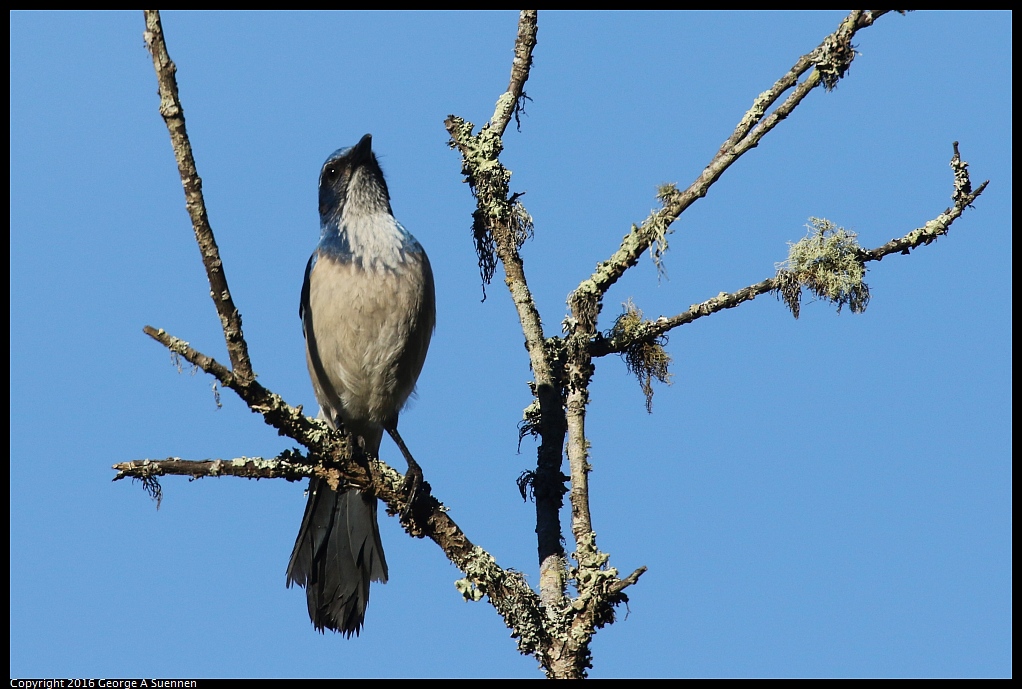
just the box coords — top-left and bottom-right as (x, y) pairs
(318, 133), (392, 226)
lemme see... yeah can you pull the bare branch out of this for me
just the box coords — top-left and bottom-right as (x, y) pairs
(612, 566), (648, 594)
(142, 10), (253, 381)
(142, 326), (329, 451)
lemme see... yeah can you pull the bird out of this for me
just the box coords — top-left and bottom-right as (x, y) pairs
(286, 134), (435, 636)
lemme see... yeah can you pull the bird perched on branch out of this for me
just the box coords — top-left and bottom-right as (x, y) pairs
(286, 134), (435, 635)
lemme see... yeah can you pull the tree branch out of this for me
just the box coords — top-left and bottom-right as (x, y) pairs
(113, 451), (316, 484)
(113, 452), (314, 512)
(491, 10), (538, 136)
(142, 326), (329, 451)
(861, 141), (987, 261)
(445, 11), (571, 620)
(567, 10), (896, 334)
(561, 14), (899, 567)
(592, 143), (988, 358)
(447, 12), (658, 677)
(143, 10), (253, 382)
(136, 326), (551, 655)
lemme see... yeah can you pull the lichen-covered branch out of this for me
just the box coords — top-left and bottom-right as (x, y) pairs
(861, 142), (988, 262)
(445, 11), (572, 628)
(113, 451), (316, 485)
(568, 10), (896, 334)
(136, 327), (549, 654)
(593, 143), (988, 360)
(564, 333), (595, 556)
(565, 12), (897, 512)
(446, 12), (651, 677)
(114, 459), (550, 659)
(143, 326), (334, 452)
(143, 10), (253, 382)
(558, 273), (637, 680)
(491, 10), (538, 136)
(112, 452), (316, 508)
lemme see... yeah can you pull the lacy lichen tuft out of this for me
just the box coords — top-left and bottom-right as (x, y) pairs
(648, 183), (679, 278)
(609, 300), (672, 413)
(775, 217), (870, 319)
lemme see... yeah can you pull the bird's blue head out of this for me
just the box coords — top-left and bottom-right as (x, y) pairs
(318, 133), (392, 228)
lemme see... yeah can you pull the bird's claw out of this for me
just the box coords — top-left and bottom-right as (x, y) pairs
(400, 463), (422, 521)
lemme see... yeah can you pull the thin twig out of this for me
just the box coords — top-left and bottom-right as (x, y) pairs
(612, 566), (648, 594)
(491, 10), (538, 136)
(142, 326), (325, 447)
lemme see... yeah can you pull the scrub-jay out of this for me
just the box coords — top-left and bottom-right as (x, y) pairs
(286, 134), (435, 636)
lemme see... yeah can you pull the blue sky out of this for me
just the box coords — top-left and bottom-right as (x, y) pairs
(10, 11), (1011, 679)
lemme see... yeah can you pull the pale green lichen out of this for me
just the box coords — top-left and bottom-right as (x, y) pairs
(735, 90), (772, 135)
(228, 456), (279, 471)
(647, 183), (679, 278)
(609, 300), (672, 412)
(493, 92), (516, 120)
(775, 217), (870, 319)
(655, 182), (679, 203)
(447, 116), (534, 297)
(951, 142), (973, 202)
(568, 280), (601, 333)
(518, 397), (541, 447)
(459, 546), (545, 656)
(569, 531), (627, 637)
(510, 197), (534, 249)
(813, 28), (858, 91)
(455, 577), (485, 602)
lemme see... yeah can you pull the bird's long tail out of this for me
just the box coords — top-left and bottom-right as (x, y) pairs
(286, 428), (388, 636)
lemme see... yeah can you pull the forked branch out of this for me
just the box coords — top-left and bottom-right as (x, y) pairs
(593, 143), (988, 359)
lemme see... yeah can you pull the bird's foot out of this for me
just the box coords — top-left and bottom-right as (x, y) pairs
(400, 461), (423, 520)
(386, 425), (424, 521)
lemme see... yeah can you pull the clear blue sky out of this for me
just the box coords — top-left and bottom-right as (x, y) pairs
(10, 11), (1011, 679)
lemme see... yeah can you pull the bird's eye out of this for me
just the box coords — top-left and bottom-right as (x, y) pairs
(324, 163), (348, 185)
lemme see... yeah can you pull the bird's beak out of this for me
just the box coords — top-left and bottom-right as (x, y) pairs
(351, 134), (373, 164)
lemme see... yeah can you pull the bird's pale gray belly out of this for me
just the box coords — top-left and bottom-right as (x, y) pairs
(306, 253), (433, 433)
